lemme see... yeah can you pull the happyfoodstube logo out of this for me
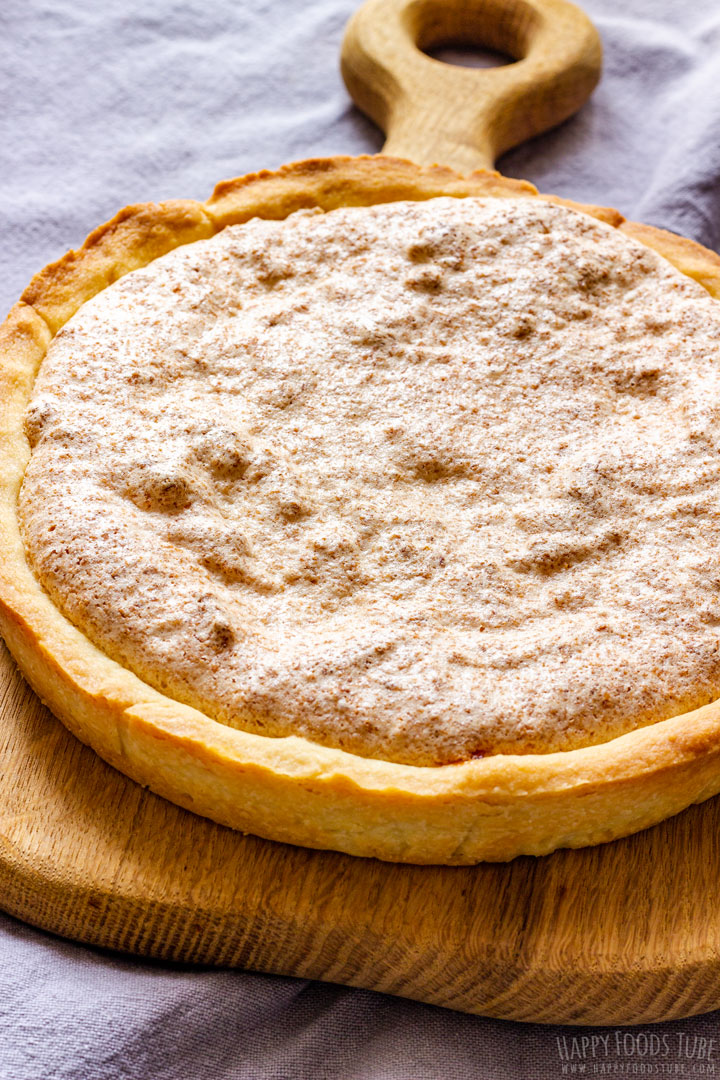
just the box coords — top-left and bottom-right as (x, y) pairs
(554, 1031), (716, 1075)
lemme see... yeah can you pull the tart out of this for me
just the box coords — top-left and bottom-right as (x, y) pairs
(2, 155), (720, 865)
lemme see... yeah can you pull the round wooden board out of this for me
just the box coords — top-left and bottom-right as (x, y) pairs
(1, 640), (720, 1026)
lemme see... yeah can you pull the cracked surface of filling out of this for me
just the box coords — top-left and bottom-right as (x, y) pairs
(18, 197), (720, 765)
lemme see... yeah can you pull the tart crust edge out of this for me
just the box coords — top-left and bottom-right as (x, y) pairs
(3, 154), (720, 865)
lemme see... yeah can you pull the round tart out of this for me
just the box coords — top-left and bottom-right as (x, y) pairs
(3, 156), (720, 864)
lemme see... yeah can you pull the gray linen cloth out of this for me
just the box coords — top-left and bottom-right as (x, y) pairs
(1, 0), (720, 1076)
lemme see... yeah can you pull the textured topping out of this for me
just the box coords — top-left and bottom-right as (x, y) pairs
(18, 197), (720, 765)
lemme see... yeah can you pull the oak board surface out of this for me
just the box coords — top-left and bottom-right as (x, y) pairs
(2, 639), (720, 1026)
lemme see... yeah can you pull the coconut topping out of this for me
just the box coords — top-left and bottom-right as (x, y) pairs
(18, 197), (720, 764)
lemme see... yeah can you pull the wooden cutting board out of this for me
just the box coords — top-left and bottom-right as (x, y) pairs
(3, 0), (720, 1027)
(4, 636), (720, 1027)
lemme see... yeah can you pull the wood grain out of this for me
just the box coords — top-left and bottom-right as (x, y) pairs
(2, 636), (720, 1026)
(341, 0), (602, 173)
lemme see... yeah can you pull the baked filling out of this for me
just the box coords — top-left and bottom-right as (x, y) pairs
(17, 196), (720, 767)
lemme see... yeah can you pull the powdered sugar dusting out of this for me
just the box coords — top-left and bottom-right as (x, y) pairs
(18, 197), (720, 764)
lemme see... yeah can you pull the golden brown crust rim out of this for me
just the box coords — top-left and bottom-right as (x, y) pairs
(21, 201), (215, 335)
(3, 154), (720, 864)
(619, 220), (720, 299)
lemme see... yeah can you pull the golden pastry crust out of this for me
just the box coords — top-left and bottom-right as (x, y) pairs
(4, 154), (720, 864)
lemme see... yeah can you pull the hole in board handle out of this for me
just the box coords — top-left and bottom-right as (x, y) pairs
(424, 44), (514, 69)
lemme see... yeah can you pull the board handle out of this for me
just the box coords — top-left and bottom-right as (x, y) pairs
(340, 0), (602, 174)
